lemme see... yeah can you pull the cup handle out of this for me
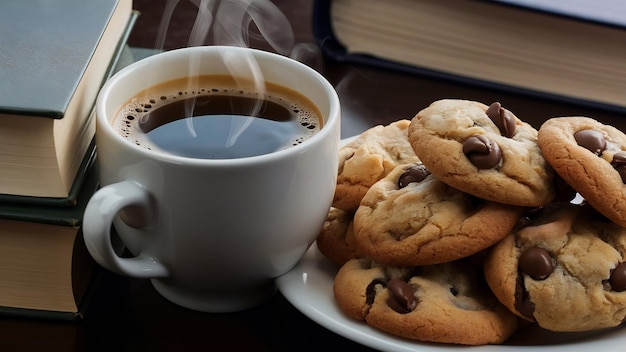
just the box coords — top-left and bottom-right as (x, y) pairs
(83, 180), (169, 278)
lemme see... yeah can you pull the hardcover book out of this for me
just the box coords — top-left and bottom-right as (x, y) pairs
(0, 140), (96, 207)
(0, 0), (134, 199)
(313, 0), (626, 113)
(0, 161), (100, 319)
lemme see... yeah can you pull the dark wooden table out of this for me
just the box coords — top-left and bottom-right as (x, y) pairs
(0, 1), (624, 351)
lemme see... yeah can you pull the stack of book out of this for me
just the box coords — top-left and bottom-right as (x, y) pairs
(0, 0), (136, 320)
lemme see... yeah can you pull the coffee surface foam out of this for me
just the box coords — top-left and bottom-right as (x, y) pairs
(112, 75), (322, 158)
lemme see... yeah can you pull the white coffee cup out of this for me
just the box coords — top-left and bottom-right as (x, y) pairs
(82, 46), (340, 312)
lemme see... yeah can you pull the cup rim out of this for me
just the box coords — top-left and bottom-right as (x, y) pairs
(96, 45), (340, 166)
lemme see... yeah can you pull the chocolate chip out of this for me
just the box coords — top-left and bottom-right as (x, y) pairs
(610, 262), (626, 292)
(574, 129), (606, 156)
(386, 278), (417, 313)
(463, 135), (502, 169)
(397, 164), (431, 188)
(485, 102), (517, 137)
(519, 247), (554, 280)
(366, 278), (386, 305)
(611, 152), (626, 184)
(520, 203), (564, 227)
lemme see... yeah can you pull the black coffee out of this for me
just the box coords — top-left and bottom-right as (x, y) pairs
(113, 75), (322, 159)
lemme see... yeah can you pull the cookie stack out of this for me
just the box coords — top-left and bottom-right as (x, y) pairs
(317, 99), (626, 345)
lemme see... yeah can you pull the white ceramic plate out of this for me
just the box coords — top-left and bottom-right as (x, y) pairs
(276, 243), (626, 351)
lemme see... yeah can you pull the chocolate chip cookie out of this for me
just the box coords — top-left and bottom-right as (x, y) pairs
(334, 120), (420, 212)
(538, 116), (626, 227)
(333, 258), (518, 345)
(408, 99), (555, 207)
(353, 163), (525, 266)
(484, 202), (626, 332)
(315, 207), (363, 265)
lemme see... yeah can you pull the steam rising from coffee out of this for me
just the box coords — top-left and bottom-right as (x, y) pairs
(146, 0), (320, 148)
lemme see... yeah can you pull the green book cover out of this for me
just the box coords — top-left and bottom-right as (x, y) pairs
(0, 0), (131, 118)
